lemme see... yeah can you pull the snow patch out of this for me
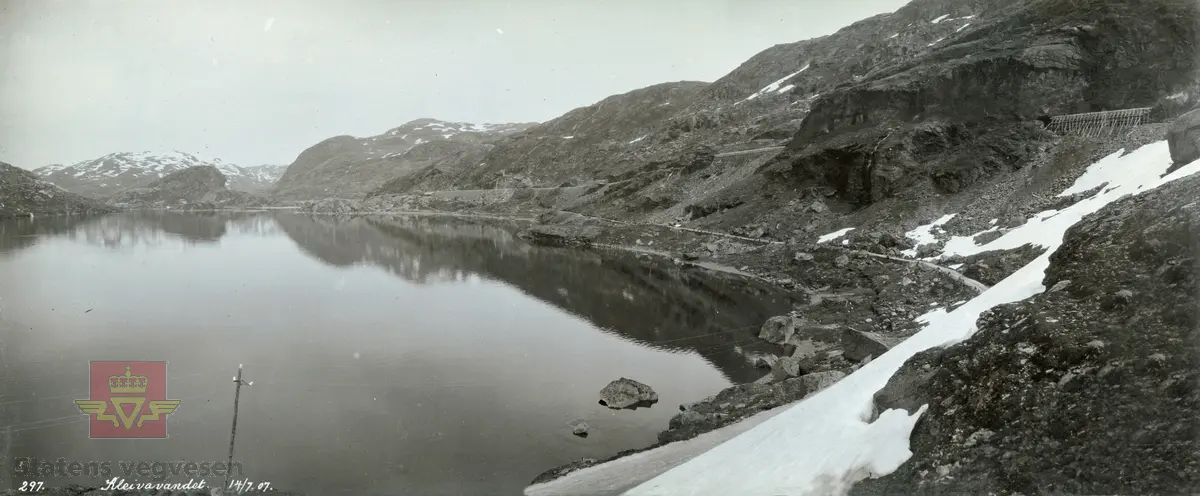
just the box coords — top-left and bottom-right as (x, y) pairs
(628, 135), (648, 144)
(817, 227), (855, 244)
(927, 37), (946, 46)
(940, 143), (1194, 261)
(956, 22), (971, 33)
(931, 14), (949, 23)
(743, 64), (811, 102)
(900, 213), (956, 257)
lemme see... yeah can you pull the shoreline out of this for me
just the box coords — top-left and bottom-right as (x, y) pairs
(290, 203), (991, 488)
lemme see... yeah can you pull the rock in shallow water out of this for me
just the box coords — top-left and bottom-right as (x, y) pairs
(598, 377), (659, 409)
(759, 315), (797, 344)
(569, 419), (590, 437)
(770, 356), (803, 379)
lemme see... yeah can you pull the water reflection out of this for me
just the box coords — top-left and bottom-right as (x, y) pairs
(5, 212), (798, 383)
(273, 214), (797, 383)
(0, 212), (268, 254)
(0, 216), (95, 255)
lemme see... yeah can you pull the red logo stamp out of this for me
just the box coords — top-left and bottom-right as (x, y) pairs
(74, 361), (181, 439)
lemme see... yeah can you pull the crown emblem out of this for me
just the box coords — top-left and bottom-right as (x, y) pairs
(109, 365), (148, 394)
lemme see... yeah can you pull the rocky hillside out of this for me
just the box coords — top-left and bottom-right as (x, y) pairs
(270, 119), (536, 200)
(854, 172), (1200, 495)
(0, 161), (115, 218)
(357, 0), (1198, 242)
(366, 2), (994, 198)
(35, 151), (282, 197)
(369, 82), (709, 197)
(107, 165), (267, 209)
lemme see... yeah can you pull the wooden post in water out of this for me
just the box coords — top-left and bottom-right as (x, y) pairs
(226, 364), (252, 490)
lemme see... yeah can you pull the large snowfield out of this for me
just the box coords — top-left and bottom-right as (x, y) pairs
(526, 140), (1200, 496)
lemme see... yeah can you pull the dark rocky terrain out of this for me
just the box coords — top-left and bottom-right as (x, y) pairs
(34, 151), (282, 197)
(853, 172), (1200, 495)
(107, 166), (269, 210)
(270, 118), (535, 200)
(0, 161), (115, 219)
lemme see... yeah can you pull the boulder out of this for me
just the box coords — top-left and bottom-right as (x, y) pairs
(758, 315), (796, 344)
(799, 370), (848, 398)
(752, 354), (780, 369)
(668, 410), (707, 430)
(769, 356), (803, 380)
(598, 377), (659, 409)
(569, 419), (590, 437)
(1167, 108), (1200, 166)
(841, 328), (902, 363)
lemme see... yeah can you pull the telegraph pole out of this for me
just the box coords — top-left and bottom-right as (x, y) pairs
(225, 364), (252, 490)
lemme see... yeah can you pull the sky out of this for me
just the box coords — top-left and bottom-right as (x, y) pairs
(0, 0), (908, 170)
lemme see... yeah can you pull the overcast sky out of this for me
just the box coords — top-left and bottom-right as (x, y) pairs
(0, 0), (907, 169)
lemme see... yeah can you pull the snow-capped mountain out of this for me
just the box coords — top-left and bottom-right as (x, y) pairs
(34, 151), (284, 197)
(236, 164), (289, 193)
(363, 118), (536, 160)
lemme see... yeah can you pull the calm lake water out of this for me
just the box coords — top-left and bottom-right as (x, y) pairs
(0, 211), (798, 495)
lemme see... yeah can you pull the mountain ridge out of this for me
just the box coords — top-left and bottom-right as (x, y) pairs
(34, 151), (286, 197)
(270, 118), (537, 200)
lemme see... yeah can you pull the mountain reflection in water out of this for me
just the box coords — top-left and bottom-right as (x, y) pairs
(0, 211), (800, 496)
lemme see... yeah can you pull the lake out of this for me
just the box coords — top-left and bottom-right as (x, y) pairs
(0, 211), (798, 495)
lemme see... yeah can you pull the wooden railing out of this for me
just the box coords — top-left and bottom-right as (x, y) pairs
(1046, 107), (1152, 138)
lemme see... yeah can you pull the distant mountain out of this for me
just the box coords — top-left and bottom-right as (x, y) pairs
(236, 164), (289, 193)
(108, 165), (268, 210)
(34, 151), (282, 197)
(0, 161), (115, 218)
(270, 118), (537, 200)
